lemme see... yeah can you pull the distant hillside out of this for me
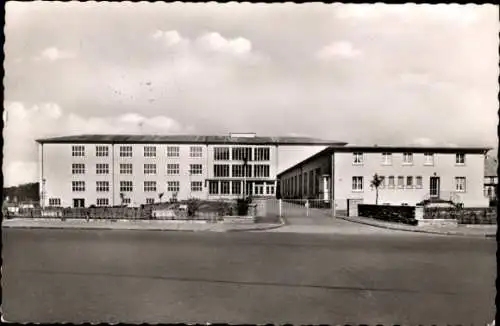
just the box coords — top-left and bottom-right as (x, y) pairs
(3, 182), (39, 202)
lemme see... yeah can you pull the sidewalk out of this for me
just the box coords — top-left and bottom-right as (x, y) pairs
(1, 218), (284, 233)
(339, 215), (497, 238)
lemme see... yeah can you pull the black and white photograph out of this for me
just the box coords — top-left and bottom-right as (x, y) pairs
(2, 2), (498, 324)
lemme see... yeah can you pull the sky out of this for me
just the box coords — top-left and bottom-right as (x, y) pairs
(3, 2), (499, 187)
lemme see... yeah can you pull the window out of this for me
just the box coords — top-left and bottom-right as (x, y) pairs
(96, 145), (109, 157)
(424, 153), (434, 166)
(72, 145), (85, 157)
(191, 181), (203, 192)
(455, 177), (466, 192)
(144, 146), (156, 157)
(456, 153), (465, 165)
(120, 181), (133, 192)
(352, 176), (363, 191)
(232, 164), (252, 177)
(221, 181), (230, 194)
(48, 198), (61, 206)
(72, 163), (85, 174)
(254, 147), (270, 161)
(120, 146), (132, 157)
(232, 181), (241, 195)
(167, 181), (180, 192)
(122, 198), (131, 204)
(416, 176), (423, 188)
(144, 181), (157, 192)
(167, 163), (180, 175)
(214, 147), (230, 160)
(382, 153), (392, 165)
(96, 198), (109, 207)
(146, 198), (155, 204)
(266, 183), (275, 195)
(406, 176), (413, 188)
(209, 181), (219, 194)
(72, 181), (85, 192)
(254, 165), (270, 178)
(167, 146), (180, 158)
(189, 164), (203, 175)
(403, 152), (413, 165)
(96, 181), (109, 192)
(397, 176), (404, 188)
(232, 147), (253, 161)
(214, 164), (230, 177)
(190, 146), (203, 158)
(378, 176), (385, 189)
(353, 152), (363, 165)
(120, 163), (133, 174)
(388, 176), (395, 188)
(96, 163), (109, 174)
(144, 163), (157, 175)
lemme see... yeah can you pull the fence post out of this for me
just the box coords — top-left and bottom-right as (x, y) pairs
(279, 199), (282, 217)
(306, 200), (309, 217)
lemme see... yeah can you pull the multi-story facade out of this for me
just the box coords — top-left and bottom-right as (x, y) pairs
(484, 155), (497, 201)
(278, 145), (491, 214)
(37, 133), (345, 208)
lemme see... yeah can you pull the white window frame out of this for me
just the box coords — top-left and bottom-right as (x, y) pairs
(402, 152), (413, 165)
(120, 163), (133, 175)
(96, 198), (109, 207)
(72, 145), (85, 157)
(143, 146), (156, 157)
(95, 145), (109, 157)
(191, 181), (203, 192)
(48, 198), (61, 206)
(424, 153), (434, 166)
(167, 163), (180, 175)
(406, 176), (413, 189)
(353, 152), (363, 165)
(220, 181), (230, 195)
(208, 181), (219, 194)
(120, 181), (133, 192)
(72, 163), (85, 174)
(232, 147), (253, 162)
(214, 147), (230, 161)
(455, 177), (466, 192)
(189, 164), (203, 175)
(352, 176), (363, 192)
(189, 146), (203, 158)
(456, 153), (466, 165)
(397, 176), (404, 188)
(388, 176), (395, 189)
(72, 181), (85, 192)
(254, 164), (270, 178)
(119, 146), (133, 157)
(214, 164), (230, 177)
(167, 181), (180, 192)
(96, 181), (110, 192)
(96, 163), (109, 175)
(378, 176), (385, 189)
(232, 181), (242, 195)
(146, 198), (155, 204)
(167, 146), (180, 158)
(144, 181), (157, 192)
(254, 147), (270, 161)
(381, 153), (392, 165)
(122, 198), (131, 204)
(416, 176), (423, 189)
(144, 163), (157, 175)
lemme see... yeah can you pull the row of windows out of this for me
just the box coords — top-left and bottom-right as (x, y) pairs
(352, 152), (467, 166)
(213, 164), (270, 177)
(213, 147), (270, 161)
(71, 163), (204, 175)
(207, 181), (275, 195)
(350, 176), (467, 192)
(71, 181), (204, 193)
(71, 145), (204, 158)
(47, 197), (174, 207)
(282, 168), (322, 196)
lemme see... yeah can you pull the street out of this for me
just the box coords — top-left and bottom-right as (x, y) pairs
(2, 228), (496, 324)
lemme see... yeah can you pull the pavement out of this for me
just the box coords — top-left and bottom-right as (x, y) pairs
(2, 228), (495, 324)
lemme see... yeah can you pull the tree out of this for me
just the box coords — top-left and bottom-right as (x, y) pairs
(370, 173), (384, 205)
(120, 192), (125, 206)
(158, 192), (164, 203)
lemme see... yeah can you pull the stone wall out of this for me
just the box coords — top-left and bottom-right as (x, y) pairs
(424, 207), (497, 225)
(358, 204), (418, 225)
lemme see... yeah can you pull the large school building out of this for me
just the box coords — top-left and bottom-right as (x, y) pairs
(36, 133), (345, 208)
(277, 145), (491, 215)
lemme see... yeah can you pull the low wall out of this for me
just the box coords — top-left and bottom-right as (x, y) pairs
(424, 207), (497, 225)
(358, 204), (418, 226)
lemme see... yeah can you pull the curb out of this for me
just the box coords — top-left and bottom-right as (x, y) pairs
(338, 216), (496, 238)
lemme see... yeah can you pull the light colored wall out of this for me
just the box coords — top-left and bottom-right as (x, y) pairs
(334, 151), (488, 209)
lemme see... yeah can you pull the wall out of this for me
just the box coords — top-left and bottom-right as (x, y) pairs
(358, 204), (418, 225)
(334, 151), (488, 210)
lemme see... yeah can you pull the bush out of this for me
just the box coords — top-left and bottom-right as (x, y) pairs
(216, 200), (232, 217)
(186, 198), (202, 217)
(236, 197), (252, 216)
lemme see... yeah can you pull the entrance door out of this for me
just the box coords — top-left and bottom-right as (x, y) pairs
(347, 199), (363, 217)
(73, 198), (85, 208)
(429, 177), (440, 198)
(255, 183), (264, 196)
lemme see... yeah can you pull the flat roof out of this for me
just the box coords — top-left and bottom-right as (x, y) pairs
(35, 134), (347, 146)
(277, 145), (492, 177)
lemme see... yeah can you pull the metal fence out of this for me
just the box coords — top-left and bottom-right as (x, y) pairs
(263, 198), (333, 218)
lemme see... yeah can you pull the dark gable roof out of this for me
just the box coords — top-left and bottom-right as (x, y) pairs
(35, 134), (347, 146)
(277, 145), (492, 177)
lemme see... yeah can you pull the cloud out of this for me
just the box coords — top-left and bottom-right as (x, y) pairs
(3, 101), (191, 187)
(196, 32), (252, 55)
(316, 41), (361, 59)
(34, 47), (75, 61)
(151, 30), (188, 47)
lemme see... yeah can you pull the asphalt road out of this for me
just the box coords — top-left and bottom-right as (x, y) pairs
(2, 228), (496, 324)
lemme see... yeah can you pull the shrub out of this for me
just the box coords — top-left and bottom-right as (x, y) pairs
(236, 197), (252, 216)
(186, 198), (202, 217)
(216, 200), (232, 217)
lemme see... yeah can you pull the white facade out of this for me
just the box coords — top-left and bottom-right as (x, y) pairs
(40, 142), (278, 208)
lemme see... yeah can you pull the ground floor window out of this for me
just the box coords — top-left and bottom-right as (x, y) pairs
(122, 198), (131, 204)
(455, 177), (466, 192)
(209, 181), (219, 194)
(146, 198), (155, 204)
(191, 181), (203, 192)
(96, 198), (109, 206)
(416, 176), (423, 188)
(232, 181), (241, 195)
(48, 198), (61, 206)
(221, 181), (230, 194)
(352, 176), (363, 192)
(266, 183), (275, 195)
(167, 181), (180, 192)
(120, 181), (133, 192)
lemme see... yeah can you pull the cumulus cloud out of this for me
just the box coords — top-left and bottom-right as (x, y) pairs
(151, 29), (187, 47)
(196, 32), (252, 55)
(3, 101), (191, 187)
(34, 47), (75, 61)
(316, 41), (361, 59)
